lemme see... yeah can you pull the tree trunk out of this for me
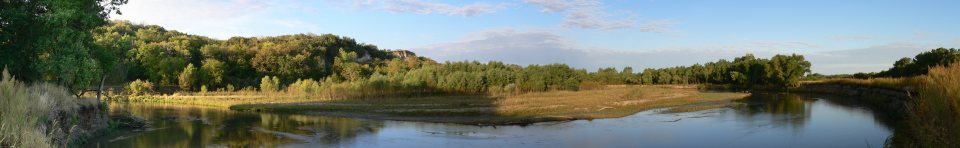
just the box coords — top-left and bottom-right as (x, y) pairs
(96, 74), (106, 104)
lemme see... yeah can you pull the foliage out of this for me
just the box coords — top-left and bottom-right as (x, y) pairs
(592, 54), (811, 88)
(178, 63), (198, 91)
(878, 48), (960, 77)
(0, 0), (127, 95)
(127, 79), (154, 96)
(259, 76), (280, 92)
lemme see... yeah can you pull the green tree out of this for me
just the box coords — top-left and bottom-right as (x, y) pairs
(201, 59), (226, 86)
(0, 0), (126, 85)
(178, 64), (198, 90)
(260, 75), (280, 92)
(766, 54), (811, 88)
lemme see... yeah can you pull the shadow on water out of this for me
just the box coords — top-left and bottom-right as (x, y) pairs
(732, 92), (898, 131)
(91, 103), (384, 147)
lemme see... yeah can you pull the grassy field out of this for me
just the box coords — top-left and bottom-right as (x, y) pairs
(111, 85), (749, 125)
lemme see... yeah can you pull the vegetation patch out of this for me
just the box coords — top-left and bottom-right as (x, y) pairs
(0, 70), (106, 147)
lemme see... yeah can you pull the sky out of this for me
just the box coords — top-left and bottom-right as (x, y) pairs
(110, 0), (960, 74)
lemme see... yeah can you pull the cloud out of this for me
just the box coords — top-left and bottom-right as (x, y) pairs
(111, 0), (315, 39)
(831, 35), (875, 42)
(750, 41), (822, 50)
(524, 0), (653, 31)
(329, 0), (507, 17)
(414, 28), (956, 74)
(805, 42), (944, 74)
(638, 20), (676, 33)
(413, 29), (762, 70)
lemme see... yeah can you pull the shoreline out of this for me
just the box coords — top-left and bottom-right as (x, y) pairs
(110, 85), (751, 125)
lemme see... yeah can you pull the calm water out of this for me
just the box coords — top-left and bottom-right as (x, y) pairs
(91, 93), (894, 148)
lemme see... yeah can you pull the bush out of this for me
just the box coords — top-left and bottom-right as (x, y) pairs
(260, 76), (280, 92)
(287, 79), (321, 94)
(199, 85), (208, 95)
(127, 79), (154, 96)
(578, 81), (605, 90)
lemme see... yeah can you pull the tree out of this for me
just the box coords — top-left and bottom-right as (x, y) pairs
(260, 76), (280, 92)
(766, 54), (811, 88)
(201, 59), (226, 86)
(132, 42), (190, 85)
(0, 0), (126, 85)
(622, 67), (636, 84)
(178, 64), (198, 90)
(334, 48), (365, 81)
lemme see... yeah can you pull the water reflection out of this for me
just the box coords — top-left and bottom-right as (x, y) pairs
(93, 103), (383, 147)
(733, 93), (814, 130)
(92, 93), (894, 147)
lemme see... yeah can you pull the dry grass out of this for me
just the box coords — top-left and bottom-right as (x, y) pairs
(0, 70), (101, 147)
(805, 76), (926, 90)
(119, 85), (750, 125)
(895, 62), (960, 147)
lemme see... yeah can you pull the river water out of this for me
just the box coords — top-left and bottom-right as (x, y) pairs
(90, 93), (894, 147)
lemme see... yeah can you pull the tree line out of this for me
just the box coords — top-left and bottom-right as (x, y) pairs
(874, 48), (960, 78)
(87, 21), (589, 97)
(4, 17), (815, 97)
(586, 54), (812, 89)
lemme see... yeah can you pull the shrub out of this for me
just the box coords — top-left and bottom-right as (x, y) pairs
(259, 76), (280, 92)
(287, 79), (321, 94)
(127, 79), (154, 96)
(199, 85), (208, 95)
(578, 80), (605, 90)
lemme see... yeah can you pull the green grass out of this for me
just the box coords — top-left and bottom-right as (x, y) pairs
(114, 85), (750, 125)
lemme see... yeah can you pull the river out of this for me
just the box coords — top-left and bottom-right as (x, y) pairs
(90, 92), (894, 147)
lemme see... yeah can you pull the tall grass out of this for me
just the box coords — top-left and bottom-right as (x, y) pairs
(896, 62), (960, 147)
(0, 69), (90, 147)
(811, 76), (926, 90)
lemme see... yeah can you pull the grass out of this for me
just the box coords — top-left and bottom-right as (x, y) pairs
(893, 62), (960, 147)
(0, 70), (103, 147)
(804, 76), (926, 90)
(112, 85), (750, 125)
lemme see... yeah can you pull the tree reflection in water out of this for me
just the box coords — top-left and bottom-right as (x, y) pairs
(93, 103), (383, 147)
(733, 93), (814, 130)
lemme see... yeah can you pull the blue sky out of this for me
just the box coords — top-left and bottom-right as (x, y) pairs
(112, 0), (960, 74)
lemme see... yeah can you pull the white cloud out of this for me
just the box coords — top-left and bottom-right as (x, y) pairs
(329, 0), (507, 17)
(523, 0), (571, 13)
(805, 42), (945, 74)
(750, 41), (822, 50)
(110, 0), (316, 39)
(831, 34), (875, 42)
(638, 20), (676, 33)
(414, 28), (958, 74)
(413, 28), (764, 70)
(524, 0), (657, 31)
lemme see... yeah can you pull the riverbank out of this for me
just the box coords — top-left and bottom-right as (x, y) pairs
(1, 72), (108, 147)
(110, 85), (750, 125)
